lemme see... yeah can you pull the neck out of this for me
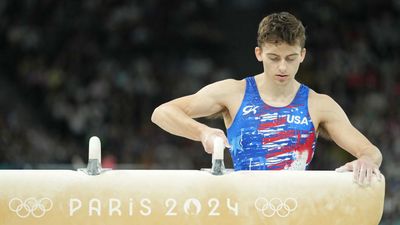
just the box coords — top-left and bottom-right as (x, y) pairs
(257, 74), (300, 98)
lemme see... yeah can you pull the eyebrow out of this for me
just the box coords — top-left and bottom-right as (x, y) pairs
(266, 53), (299, 57)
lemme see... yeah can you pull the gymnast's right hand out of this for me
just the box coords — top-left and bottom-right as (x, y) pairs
(200, 128), (230, 154)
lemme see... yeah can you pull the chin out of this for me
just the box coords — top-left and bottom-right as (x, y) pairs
(273, 78), (292, 85)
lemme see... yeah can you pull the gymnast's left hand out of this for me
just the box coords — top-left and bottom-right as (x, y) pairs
(335, 156), (383, 186)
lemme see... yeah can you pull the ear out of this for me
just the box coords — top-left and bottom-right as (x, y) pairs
(255, 47), (263, 62)
(300, 48), (306, 63)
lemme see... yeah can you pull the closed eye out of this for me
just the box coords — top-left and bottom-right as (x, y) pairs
(286, 56), (298, 62)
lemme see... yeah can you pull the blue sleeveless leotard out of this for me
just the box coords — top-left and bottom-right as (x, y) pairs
(227, 76), (317, 170)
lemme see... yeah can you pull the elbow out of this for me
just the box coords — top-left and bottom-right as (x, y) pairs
(151, 104), (168, 125)
(151, 105), (162, 125)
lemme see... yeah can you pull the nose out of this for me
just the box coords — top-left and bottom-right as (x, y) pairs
(278, 60), (287, 73)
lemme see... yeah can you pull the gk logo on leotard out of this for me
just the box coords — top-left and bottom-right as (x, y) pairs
(243, 106), (259, 115)
(254, 197), (297, 218)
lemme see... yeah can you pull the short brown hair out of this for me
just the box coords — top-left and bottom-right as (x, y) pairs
(257, 12), (306, 48)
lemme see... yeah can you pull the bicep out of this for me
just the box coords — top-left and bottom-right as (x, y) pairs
(168, 83), (226, 118)
(320, 96), (373, 157)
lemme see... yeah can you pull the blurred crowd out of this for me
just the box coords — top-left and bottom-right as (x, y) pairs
(0, 0), (399, 223)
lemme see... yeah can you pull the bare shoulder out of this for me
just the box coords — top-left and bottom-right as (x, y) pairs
(199, 78), (245, 94)
(196, 78), (245, 101)
(196, 78), (246, 122)
(308, 90), (337, 107)
(308, 89), (347, 123)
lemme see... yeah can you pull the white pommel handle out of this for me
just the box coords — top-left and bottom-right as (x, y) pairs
(212, 137), (225, 160)
(89, 136), (101, 162)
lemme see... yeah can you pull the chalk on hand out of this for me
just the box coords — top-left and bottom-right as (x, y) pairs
(212, 137), (225, 160)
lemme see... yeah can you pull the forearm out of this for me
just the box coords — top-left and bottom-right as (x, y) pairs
(151, 104), (209, 141)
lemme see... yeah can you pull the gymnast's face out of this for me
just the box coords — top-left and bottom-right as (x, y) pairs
(255, 42), (306, 85)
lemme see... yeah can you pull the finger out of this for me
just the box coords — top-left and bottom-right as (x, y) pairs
(213, 132), (230, 149)
(213, 135), (229, 149)
(209, 135), (219, 153)
(218, 134), (231, 148)
(353, 162), (360, 183)
(366, 168), (372, 185)
(204, 144), (213, 154)
(224, 139), (231, 148)
(335, 166), (347, 172)
(335, 163), (351, 172)
(215, 130), (227, 139)
(220, 136), (231, 148)
(202, 140), (213, 154)
(335, 166), (344, 172)
(358, 164), (365, 185)
(374, 168), (382, 181)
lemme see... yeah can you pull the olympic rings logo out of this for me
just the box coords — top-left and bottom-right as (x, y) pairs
(254, 197), (297, 218)
(8, 197), (53, 218)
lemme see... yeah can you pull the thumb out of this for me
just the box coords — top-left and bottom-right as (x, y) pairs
(335, 166), (347, 172)
(223, 137), (231, 148)
(214, 132), (230, 149)
(335, 163), (353, 172)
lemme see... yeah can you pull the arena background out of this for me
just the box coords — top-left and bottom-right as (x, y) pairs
(0, 0), (398, 223)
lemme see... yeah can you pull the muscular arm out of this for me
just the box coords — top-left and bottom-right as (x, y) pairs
(318, 95), (382, 166)
(316, 94), (382, 184)
(151, 80), (235, 151)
